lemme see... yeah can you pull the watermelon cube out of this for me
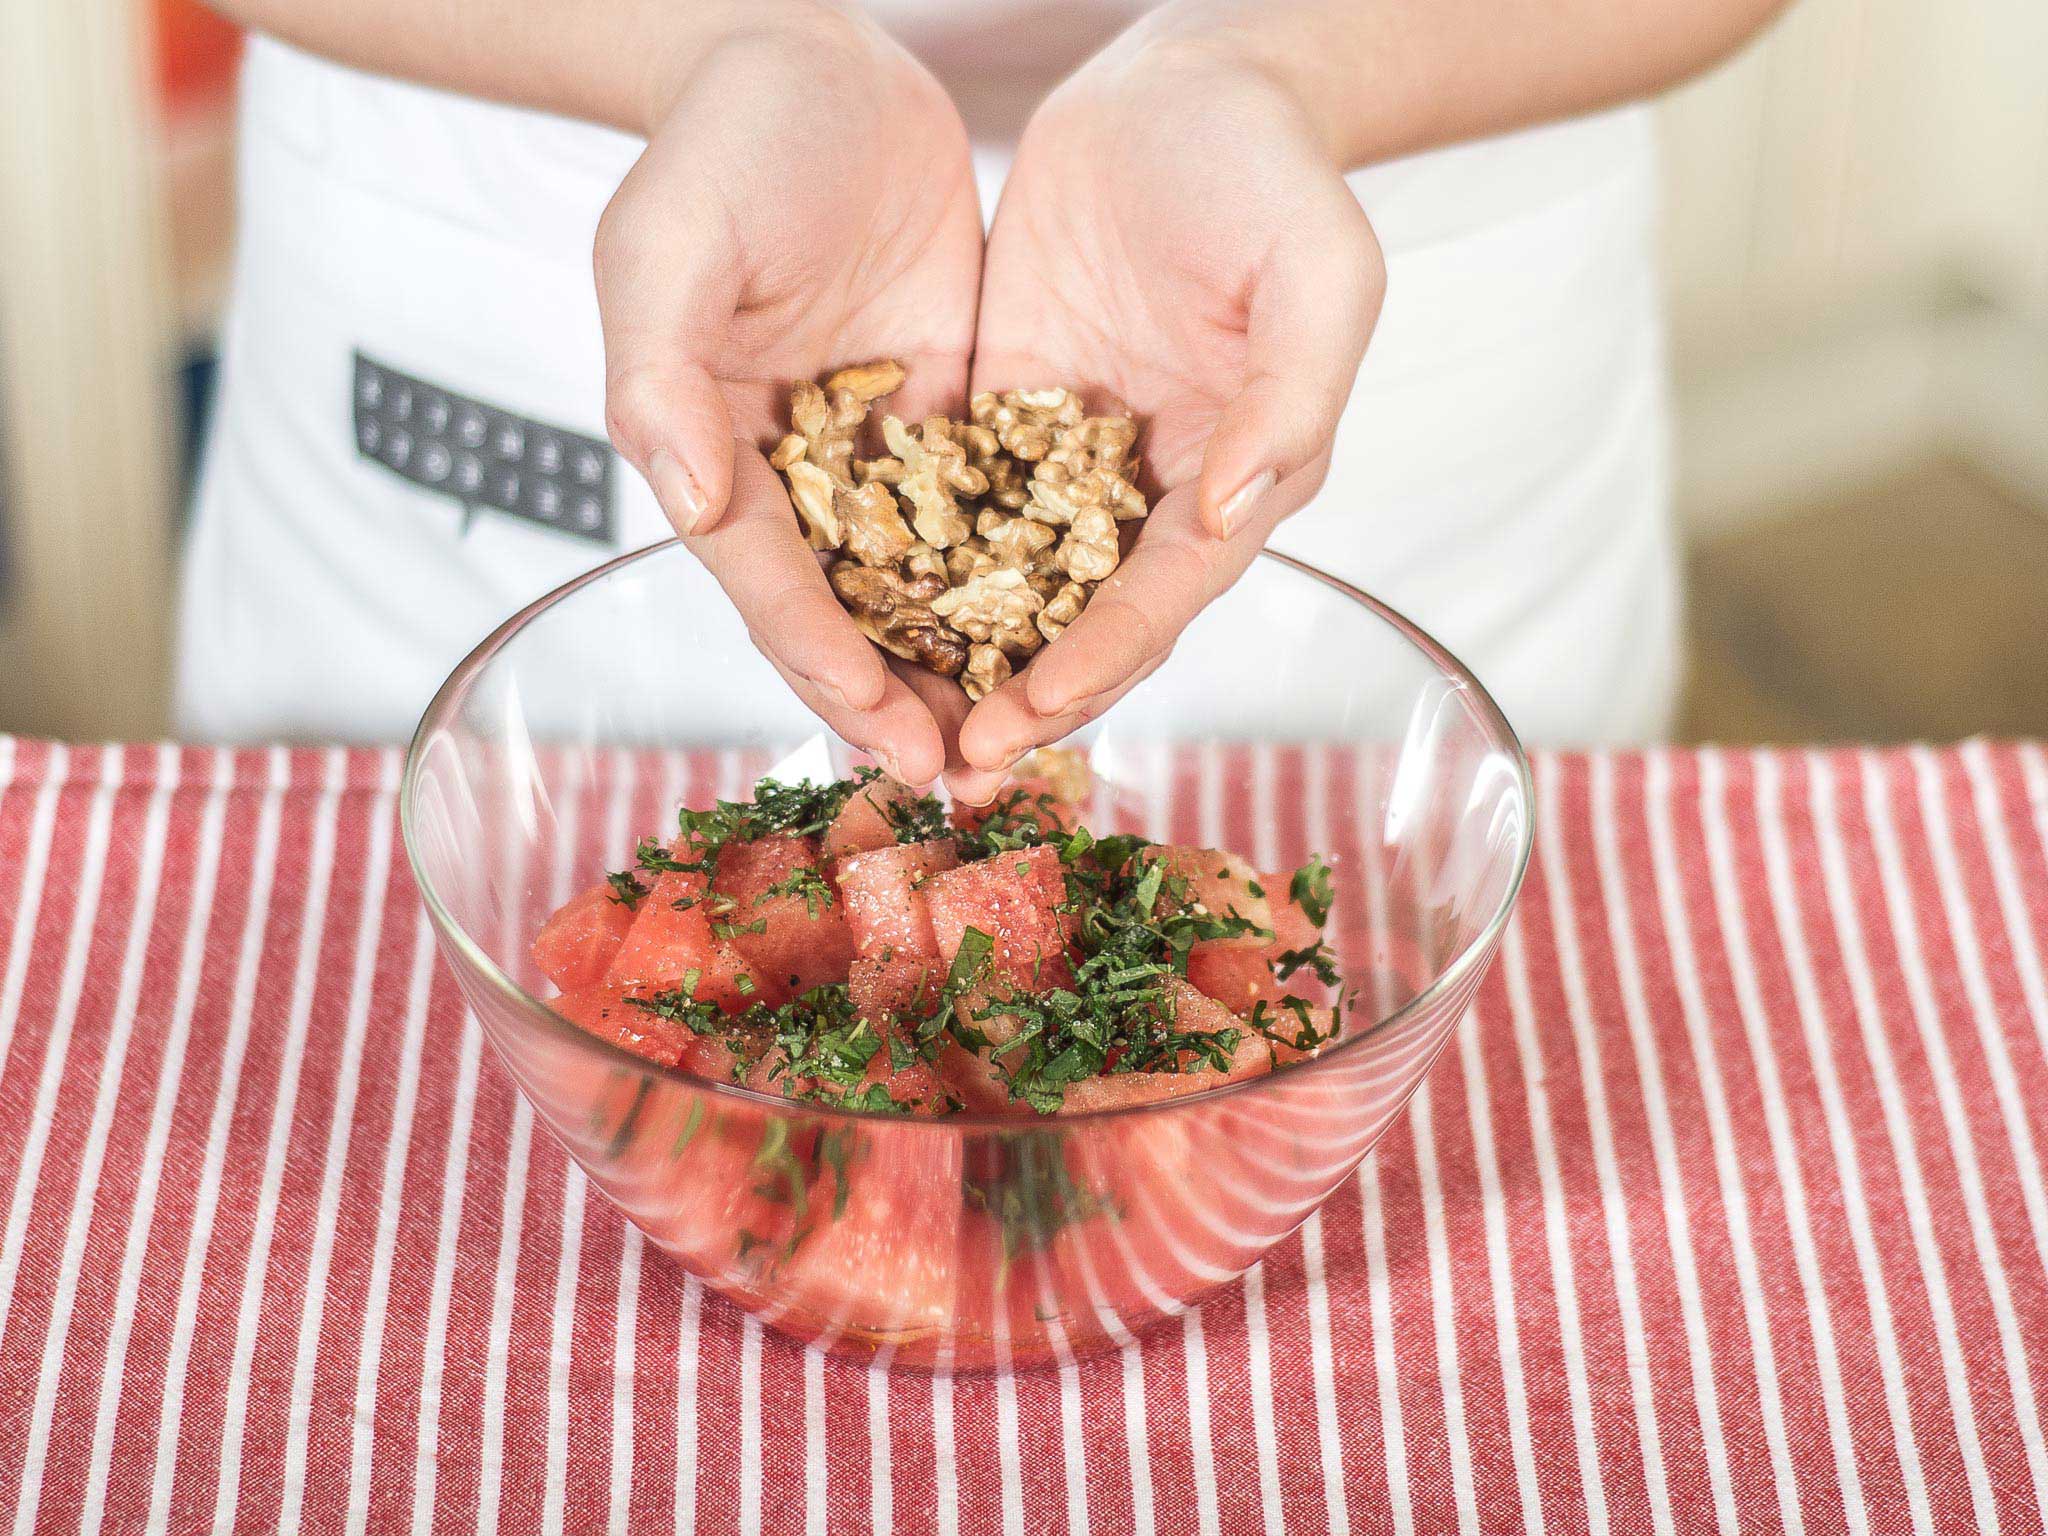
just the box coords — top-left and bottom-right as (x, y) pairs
(778, 1121), (963, 1342)
(531, 882), (636, 991)
(922, 844), (1077, 991)
(1154, 846), (1274, 935)
(547, 983), (742, 1081)
(936, 1039), (1032, 1116)
(712, 833), (854, 997)
(1056, 980), (1273, 1114)
(603, 868), (765, 1012)
(1262, 871), (1322, 954)
(850, 949), (945, 1023)
(822, 774), (923, 862)
(838, 838), (958, 959)
(1185, 941), (1284, 1012)
(634, 1100), (814, 1283)
(549, 984), (687, 1066)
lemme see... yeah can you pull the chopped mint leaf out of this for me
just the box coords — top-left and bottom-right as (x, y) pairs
(1290, 855), (1335, 928)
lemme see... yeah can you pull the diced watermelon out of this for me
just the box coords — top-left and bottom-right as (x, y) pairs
(549, 984), (687, 1066)
(778, 1122), (963, 1341)
(1262, 871), (1321, 954)
(923, 844), (1077, 990)
(1179, 860), (1335, 1015)
(603, 868), (766, 1012)
(950, 775), (1079, 838)
(830, 1029), (952, 1116)
(931, 981), (1042, 1115)
(850, 949), (945, 1023)
(1056, 980), (1273, 1113)
(547, 984), (746, 1083)
(736, 1014), (950, 1116)
(712, 833), (854, 997)
(937, 1041), (1030, 1116)
(869, 1055), (951, 1117)
(1185, 941), (1284, 1011)
(531, 882), (636, 991)
(838, 839), (958, 959)
(632, 1099), (815, 1281)
(822, 774), (921, 862)
(1154, 846), (1274, 934)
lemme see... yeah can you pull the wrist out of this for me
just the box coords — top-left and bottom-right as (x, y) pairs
(1089, 4), (1379, 168)
(629, 0), (883, 135)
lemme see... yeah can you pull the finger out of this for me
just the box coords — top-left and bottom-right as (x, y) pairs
(951, 649), (1174, 789)
(955, 469), (1321, 766)
(942, 768), (1011, 807)
(686, 448), (908, 721)
(595, 135), (747, 536)
(885, 355), (975, 429)
(889, 660), (974, 788)
(762, 652), (948, 789)
(1198, 197), (1384, 539)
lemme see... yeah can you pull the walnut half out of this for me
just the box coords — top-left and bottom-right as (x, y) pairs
(865, 416), (983, 550)
(963, 644), (1011, 702)
(829, 561), (968, 678)
(930, 567), (1045, 655)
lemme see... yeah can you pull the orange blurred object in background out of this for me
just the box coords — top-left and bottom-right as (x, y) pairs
(154, 0), (241, 114)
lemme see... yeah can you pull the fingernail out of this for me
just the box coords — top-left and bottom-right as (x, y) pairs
(1217, 468), (1277, 538)
(648, 448), (709, 535)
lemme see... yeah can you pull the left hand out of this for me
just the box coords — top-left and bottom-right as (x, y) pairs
(949, 30), (1385, 799)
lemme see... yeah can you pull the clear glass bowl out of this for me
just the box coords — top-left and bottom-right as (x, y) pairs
(401, 540), (1532, 1370)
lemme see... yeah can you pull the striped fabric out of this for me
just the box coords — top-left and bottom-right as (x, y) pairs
(1, 737), (2047, 1534)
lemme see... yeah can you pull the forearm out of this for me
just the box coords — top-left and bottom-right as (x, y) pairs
(1124, 0), (1789, 167)
(200, 0), (858, 134)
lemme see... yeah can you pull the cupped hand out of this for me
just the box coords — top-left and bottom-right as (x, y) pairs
(597, 6), (983, 785)
(951, 34), (1386, 799)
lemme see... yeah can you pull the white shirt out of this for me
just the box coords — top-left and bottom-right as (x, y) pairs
(177, 11), (1678, 746)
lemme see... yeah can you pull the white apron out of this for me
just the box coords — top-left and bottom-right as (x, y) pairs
(176, 9), (1679, 747)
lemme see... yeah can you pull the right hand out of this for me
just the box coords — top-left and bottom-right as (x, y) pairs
(597, 5), (983, 785)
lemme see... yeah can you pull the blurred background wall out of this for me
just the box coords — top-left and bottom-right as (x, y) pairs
(2, 0), (2044, 742)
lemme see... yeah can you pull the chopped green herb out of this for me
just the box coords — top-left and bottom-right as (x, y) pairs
(1247, 995), (1340, 1054)
(605, 870), (647, 909)
(1290, 855), (1335, 928)
(820, 1127), (856, 1217)
(1273, 942), (1341, 987)
(670, 1098), (706, 1156)
(955, 787), (1070, 859)
(758, 864), (836, 917)
(859, 768), (952, 845)
(964, 1131), (1118, 1264)
(636, 837), (692, 875)
(624, 983), (725, 1035)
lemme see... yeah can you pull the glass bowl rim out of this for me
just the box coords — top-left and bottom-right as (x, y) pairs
(399, 539), (1535, 1128)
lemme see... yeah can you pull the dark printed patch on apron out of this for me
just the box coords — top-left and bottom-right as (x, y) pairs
(352, 351), (614, 545)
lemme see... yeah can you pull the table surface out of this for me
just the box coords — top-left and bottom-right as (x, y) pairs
(2, 737), (2047, 1536)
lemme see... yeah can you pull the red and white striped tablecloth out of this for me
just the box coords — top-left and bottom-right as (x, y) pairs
(3, 737), (2048, 1535)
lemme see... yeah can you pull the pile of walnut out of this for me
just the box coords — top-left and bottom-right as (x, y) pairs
(769, 360), (1147, 701)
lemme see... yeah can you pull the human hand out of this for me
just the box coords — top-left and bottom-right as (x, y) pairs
(950, 28), (1385, 799)
(598, 5), (983, 785)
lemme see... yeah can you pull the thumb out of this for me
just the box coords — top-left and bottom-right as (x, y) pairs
(1197, 199), (1384, 540)
(594, 138), (746, 536)
(604, 356), (736, 539)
